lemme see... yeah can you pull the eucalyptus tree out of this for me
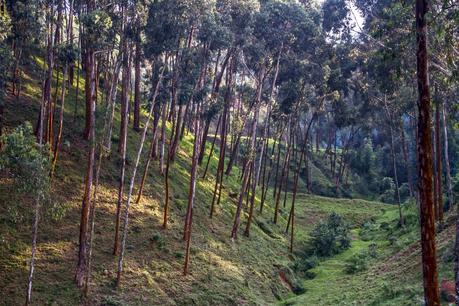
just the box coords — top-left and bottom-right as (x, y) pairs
(76, 2), (113, 287)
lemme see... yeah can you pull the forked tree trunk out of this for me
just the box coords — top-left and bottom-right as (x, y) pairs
(415, 0), (440, 303)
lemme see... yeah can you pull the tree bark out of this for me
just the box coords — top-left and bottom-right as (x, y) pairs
(75, 43), (95, 288)
(415, 0), (440, 303)
(133, 39), (141, 132)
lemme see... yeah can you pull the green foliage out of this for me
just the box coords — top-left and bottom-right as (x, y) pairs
(81, 10), (113, 50)
(55, 43), (79, 66)
(0, 122), (51, 221)
(310, 212), (351, 257)
(344, 251), (368, 274)
(292, 255), (319, 275)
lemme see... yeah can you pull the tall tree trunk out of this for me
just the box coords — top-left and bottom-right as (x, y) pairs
(116, 64), (165, 287)
(51, 64), (68, 176)
(75, 43), (95, 288)
(118, 41), (130, 153)
(83, 48), (93, 140)
(183, 101), (201, 275)
(84, 57), (121, 295)
(68, 0), (75, 85)
(113, 57), (130, 254)
(209, 64), (232, 218)
(415, 0), (440, 303)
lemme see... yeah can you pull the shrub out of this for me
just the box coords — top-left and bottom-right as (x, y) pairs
(310, 212), (351, 257)
(292, 255), (319, 274)
(387, 235), (397, 246)
(368, 243), (378, 258)
(345, 251), (368, 274)
(0, 123), (51, 222)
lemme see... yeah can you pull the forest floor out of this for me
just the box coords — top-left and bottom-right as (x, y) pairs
(0, 58), (456, 305)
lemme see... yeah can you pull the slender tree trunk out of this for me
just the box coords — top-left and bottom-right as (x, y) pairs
(244, 109), (261, 237)
(113, 34), (131, 254)
(415, 0), (440, 303)
(159, 99), (167, 175)
(135, 103), (161, 204)
(274, 130), (291, 224)
(75, 44), (95, 288)
(400, 122), (414, 198)
(183, 101), (201, 275)
(116, 65), (165, 287)
(83, 49), (93, 140)
(201, 115), (221, 179)
(441, 103), (453, 207)
(84, 58), (121, 296)
(133, 39), (141, 132)
(389, 124), (403, 226)
(272, 136), (282, 199)
(25, 198), (40, 306)
(434, 96), (443, 224)
(118, 40), (130, 153)
(51, 64), (68, 176)
(209, 70), (231, 218)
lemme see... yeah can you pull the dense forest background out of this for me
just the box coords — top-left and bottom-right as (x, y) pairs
(0, 0), (458, 305)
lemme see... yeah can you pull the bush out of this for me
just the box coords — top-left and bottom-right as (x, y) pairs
(0, 123), (51, 222)
(368, 243), (378, 258)
(292, 255), (319, 274)
(310, 212), (351, 257)
(345, 251), (368, 274)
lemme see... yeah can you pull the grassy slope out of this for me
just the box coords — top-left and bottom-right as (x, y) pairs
(0, 59), (454, 306)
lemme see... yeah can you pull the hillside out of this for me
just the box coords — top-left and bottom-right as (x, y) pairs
(0, 58), (456, 306)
